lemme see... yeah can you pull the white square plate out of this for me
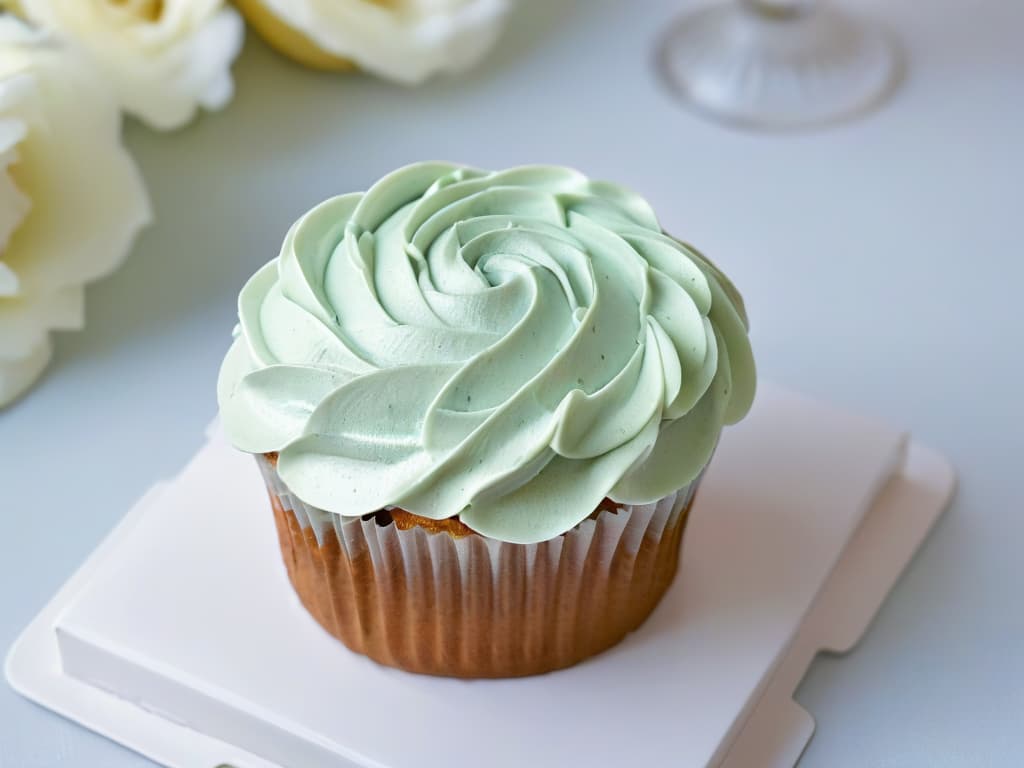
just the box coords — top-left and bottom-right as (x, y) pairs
(6, 385), (954, 767)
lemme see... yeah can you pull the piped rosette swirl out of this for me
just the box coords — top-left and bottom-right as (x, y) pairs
(218, 162), (755, 545)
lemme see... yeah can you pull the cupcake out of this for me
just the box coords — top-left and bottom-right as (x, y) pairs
(217, 162), (756, 678)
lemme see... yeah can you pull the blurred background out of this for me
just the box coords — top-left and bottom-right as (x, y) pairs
(1, 0), (1021, 765)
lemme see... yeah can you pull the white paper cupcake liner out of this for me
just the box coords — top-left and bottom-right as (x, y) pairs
(258, 455), (700, 678)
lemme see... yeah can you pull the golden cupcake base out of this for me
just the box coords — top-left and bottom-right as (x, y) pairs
(266, 468), (695, 679)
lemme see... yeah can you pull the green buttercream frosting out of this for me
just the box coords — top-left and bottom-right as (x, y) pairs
(218, 162), (755, 544)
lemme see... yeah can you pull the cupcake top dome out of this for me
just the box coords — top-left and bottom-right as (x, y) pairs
(218, 162), (755, 544)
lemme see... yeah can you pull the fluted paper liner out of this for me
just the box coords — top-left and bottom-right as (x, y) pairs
(258, 455), (698, 678)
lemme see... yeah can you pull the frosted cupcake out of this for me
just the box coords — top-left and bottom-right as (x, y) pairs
(218, 162), (755, 678)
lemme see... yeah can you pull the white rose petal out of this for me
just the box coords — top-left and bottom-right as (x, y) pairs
(0, 17), (151, 407)
(14, 0), (245, 130)
(244, 0), (510, 84)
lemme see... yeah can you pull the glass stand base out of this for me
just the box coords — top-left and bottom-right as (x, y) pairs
(658, 3), (900, 130)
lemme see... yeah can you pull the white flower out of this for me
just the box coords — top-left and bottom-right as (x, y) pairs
(12, 0), (245, 130)
(0, 17), (151, 407)
(235, 0), (509, 84)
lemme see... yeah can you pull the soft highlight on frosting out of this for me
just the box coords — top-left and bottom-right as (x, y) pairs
(218, 162), (755, 544)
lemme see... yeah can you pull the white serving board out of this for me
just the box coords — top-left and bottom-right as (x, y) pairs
(5, 384), (955, 768)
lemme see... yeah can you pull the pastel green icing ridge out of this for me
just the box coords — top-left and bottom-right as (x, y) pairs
(217, 162), (756, 544)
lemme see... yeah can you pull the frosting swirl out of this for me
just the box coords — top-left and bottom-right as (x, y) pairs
(218, 163), (755, 544)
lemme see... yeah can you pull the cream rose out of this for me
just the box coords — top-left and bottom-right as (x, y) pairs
(234, 0), (509, 83)
(0, 17), (151, 407)
(10, 0), (244, 130)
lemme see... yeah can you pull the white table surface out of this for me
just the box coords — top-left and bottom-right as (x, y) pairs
(1, 0), (1021, 766)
